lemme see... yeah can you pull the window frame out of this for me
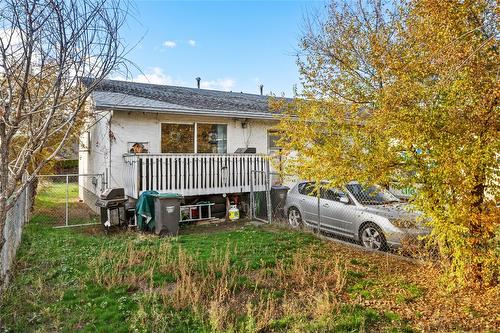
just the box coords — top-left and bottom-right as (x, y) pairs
(160, 122), (196, 153)
(320, 187), (351, 204)
(298, 182), (352, 204)
(196, 123), (228, 154)
(298, 182), (317, 197)
(267, 130), (282, 154)
(160, 121), (228, 154)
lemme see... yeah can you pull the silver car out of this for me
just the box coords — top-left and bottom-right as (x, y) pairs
(284, 181), (429, 250)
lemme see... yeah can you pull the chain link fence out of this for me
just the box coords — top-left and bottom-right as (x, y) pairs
(1, 182), (32, 288)
(249, 174), (429, 258)
(249, 170), (271, 223)
(33, 174), (104, 228)
(292, 182), (362, 244)
(2, 173), (104, 288)
(249, 170), (295, 224)
(285, 181), (430, 256)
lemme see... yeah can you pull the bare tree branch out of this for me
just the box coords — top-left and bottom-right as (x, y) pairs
(0, 0), (132, 282)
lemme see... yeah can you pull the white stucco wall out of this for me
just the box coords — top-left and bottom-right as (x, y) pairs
(104, 110), (279, 188)
(78, 110), (112, 193)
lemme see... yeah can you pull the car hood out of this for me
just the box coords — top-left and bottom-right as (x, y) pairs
(361, 203), (421, 221)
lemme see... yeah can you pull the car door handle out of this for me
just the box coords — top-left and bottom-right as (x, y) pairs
(322, 204), (329, 208)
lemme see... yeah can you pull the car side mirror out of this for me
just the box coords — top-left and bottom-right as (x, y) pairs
(339, 196), (349, 204)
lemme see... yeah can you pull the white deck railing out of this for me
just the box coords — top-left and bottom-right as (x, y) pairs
(122, 153), (270, 198)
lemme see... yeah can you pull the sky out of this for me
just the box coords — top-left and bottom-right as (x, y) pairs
(115, 0), (327, 97)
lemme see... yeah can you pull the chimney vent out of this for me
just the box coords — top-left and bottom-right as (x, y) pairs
(196, 77), (201, 89)
(259, 84), (264, 95)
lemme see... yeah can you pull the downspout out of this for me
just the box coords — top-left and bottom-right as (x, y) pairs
(108, 110), (113, 188)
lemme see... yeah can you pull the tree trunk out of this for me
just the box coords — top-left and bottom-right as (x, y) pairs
(468, 170), (494, 285)
(0, 117), (9, 290)
(0, 197), (8, 290)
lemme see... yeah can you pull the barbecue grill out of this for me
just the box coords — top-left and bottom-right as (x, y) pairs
(95, 188), (128, 229)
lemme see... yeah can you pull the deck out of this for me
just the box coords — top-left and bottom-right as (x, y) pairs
(123, 153), (270, 198)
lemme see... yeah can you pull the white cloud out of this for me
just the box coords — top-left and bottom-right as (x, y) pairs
(188, 39), (196, 47)
(108, 69), (234, 91)
(200, 78), (235, 91)
(0, 28), (23, 61)
(163, 40), (176, 48)
(130, 67), (184, 86)
(0, 28), (22, 47)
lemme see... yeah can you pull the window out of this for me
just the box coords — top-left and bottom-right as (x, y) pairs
(161, 123), (227, 153)
(298, 182), (317, 196)
(298, 182), (350, 203)
(321, 188), (350, 203)
(268, 130), (281, 153)
(197, 124), (227, 153)
(346, 184), (399, 205)
(161, 123), (195, 153)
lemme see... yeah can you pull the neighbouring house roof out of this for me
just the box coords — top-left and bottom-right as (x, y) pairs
(84, 78), (291, 120)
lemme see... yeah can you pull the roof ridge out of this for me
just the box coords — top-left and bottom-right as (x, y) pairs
(85, 77), (290, 115)
(96, 78), (284, 99)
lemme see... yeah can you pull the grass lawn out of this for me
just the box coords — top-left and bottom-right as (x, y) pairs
(33, 181), (100, 226)
(1, 186), (499, 332)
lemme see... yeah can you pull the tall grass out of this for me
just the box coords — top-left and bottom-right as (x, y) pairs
(89, 241), (348, 332)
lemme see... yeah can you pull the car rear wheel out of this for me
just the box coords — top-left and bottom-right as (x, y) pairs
(359, 223), (387, 251)
(288, 207), (303, 229)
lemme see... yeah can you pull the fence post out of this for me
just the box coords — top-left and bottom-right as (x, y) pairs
(65, 175), (69, 227)
(249, 171), (254, 220)
(22, 174), (28, 225)
(25, 180), (29, 224)
(316, 180), (321, 233)
(265, 162), (272, 224)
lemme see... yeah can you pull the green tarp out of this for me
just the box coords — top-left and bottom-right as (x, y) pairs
(136, 191), (158, 231)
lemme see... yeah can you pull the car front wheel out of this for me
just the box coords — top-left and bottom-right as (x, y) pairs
(288, 207), (303, 229)
(359, 223), (387, 251)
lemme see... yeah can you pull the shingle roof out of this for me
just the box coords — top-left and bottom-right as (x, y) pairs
(84, 78), (290, 119)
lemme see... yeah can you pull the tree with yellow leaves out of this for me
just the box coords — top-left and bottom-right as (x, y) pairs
(277, 0), (499, 286)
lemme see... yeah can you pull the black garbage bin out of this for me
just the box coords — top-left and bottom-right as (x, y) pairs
(154, 193), (182, 236)
(271, 185), (289, 218)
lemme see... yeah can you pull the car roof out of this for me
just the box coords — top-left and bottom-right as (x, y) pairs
(295, 180), (360, 186)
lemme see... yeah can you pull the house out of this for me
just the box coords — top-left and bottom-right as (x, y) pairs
(78, 78), (287, 215)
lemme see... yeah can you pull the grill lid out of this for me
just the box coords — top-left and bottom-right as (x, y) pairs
(95, 197), (128, 208)
(100, 188), (125, 200)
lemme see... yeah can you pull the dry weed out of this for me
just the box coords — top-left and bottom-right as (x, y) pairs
(90, 241), (352, 332)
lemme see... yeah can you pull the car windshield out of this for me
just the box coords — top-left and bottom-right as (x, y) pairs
(345, 184), (400, 205)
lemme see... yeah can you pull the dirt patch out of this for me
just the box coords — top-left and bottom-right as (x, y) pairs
(178, 219), (257, 235)
(78, 224), (105, 235)
(33, 202), (99, 227)
(75, 219), (261, 237)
